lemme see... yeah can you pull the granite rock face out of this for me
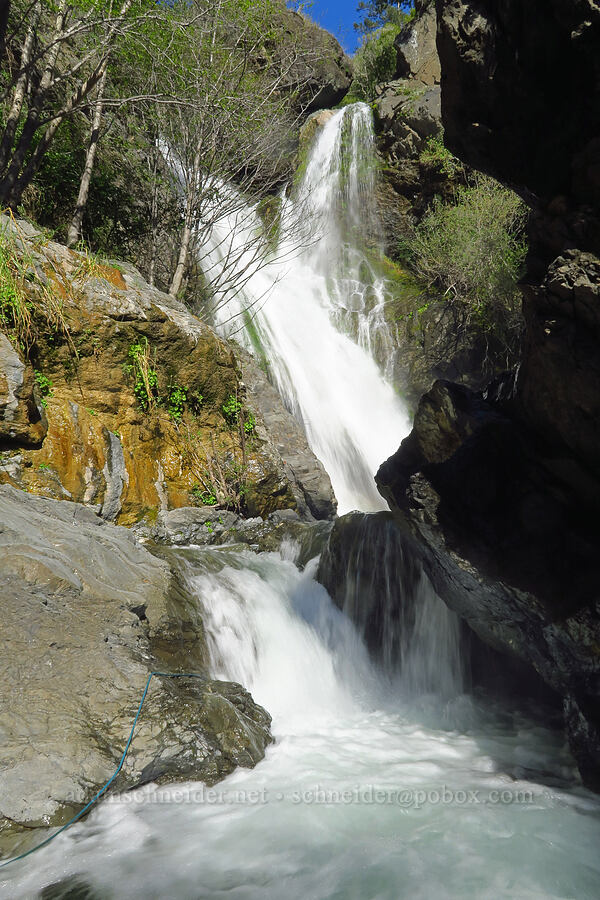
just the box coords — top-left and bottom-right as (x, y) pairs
(0, 485), (272, 856)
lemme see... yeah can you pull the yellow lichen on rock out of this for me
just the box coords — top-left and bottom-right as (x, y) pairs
(0, 216), (302, 522)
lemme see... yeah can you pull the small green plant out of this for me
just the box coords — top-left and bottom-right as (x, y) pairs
(419, 135), (460, 178)
(222, 394), (243, 426)
(167, 384), (187, 421)
(34, 369), (53, 407)
(86, 407), (97, 416)
(222, 394), (255, 434)
(38, 461), (51, 470)
(205, 521), (214, 534)
(125, 338), (160, 412)
(190, 482), (218, 506)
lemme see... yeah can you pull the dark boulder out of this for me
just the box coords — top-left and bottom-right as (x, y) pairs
(363, 0), (600, 788)
(375, 380), (600, 788)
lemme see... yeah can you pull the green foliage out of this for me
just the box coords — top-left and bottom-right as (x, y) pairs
(125, 338), (160, 412)
(33, 369), (53, 407)
(0, 235), (31, 349)
(222, 394), (255, 434)
(0, 224), (73, 356)
(190, 482), (218, 507)
(348, 23), (402, 102)
(167, 384), (187, 420)
(222, 394), (241, 426)
(419, 135), (461, 178)
(354, 1), (414, 36)
(408, 174), (528, 352)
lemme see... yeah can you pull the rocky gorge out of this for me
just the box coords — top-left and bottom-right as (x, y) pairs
(1, 0), (600, 893)
(319, 0), (600, 791)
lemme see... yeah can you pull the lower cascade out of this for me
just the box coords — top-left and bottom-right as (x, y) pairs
(3, 106), (600, 900)
(5, 542), (600, 898)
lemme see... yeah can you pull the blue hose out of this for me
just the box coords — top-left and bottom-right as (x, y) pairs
(0, 671), (206, 870)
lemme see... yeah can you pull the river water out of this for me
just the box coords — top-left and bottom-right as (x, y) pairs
(3, 105), (600, 899)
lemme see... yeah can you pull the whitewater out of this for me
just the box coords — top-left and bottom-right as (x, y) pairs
(3, 104), (600, 900)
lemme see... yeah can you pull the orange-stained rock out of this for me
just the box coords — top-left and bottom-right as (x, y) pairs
(0, 217), (313, 522)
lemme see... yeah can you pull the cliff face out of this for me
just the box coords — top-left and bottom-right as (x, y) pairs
(0, 216), (336, 524)
(361, 0), (600, 788)
(436, 0), (600, 467)
(372, 3), (525, 403)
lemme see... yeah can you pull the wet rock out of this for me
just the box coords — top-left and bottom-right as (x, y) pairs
(375, 380), (600, 788)
(235, 348), (337, 520)
(0, 333), (47, 449)
(0, 485), (272, 856)
(135, 503), (332, 568)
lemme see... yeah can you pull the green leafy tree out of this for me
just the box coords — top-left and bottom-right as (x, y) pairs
(354, 1), (414, 37)
(0, 0), (168, 209)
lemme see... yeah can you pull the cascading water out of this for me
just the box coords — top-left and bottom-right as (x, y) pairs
(201, 104), (409, 513)
(5, 543), (600, 899)
(3, 105), (600, 899)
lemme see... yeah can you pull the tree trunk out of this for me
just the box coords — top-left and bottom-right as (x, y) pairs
(169, 147), (201, 299)
(0, 0), (41, 176)
(1, 60), (106, 208)
(148, 146), (160, 286)
(0, 0), (131, 207)
(169, 214), (193, 300)
(67, 64), (108, 248)
(0, 0), (10, 70)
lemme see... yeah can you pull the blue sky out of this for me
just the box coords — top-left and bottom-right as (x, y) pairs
(302, 1), (360, 54)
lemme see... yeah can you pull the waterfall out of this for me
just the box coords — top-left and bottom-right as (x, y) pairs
(4, 108), (600, 900)
(198, 103), (410, 514)
(317, 512), (465, 699)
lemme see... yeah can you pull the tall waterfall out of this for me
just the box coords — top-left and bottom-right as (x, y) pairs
(4, 108), (600, 900)
(199, 104), (410, 513)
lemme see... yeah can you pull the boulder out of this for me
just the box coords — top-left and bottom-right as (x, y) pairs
(374, 379), (600, 788)
(0, 485), (272, 856)
(268, 3), (352, 113)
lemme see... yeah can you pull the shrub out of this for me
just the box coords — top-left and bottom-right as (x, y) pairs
(408, 174), (528, 362)
(349, 23), (402, 103)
